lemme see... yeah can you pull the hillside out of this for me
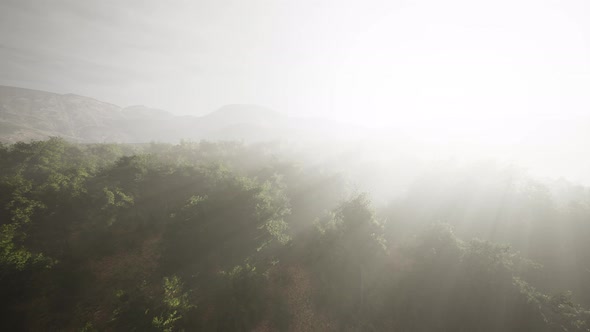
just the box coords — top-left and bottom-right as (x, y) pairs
(0, 86), (365, 144)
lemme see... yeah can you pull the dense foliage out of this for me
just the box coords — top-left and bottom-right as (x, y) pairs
(1, 138), (589, 331)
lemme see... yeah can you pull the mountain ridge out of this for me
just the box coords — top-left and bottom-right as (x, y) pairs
(0, 85), (361, 143)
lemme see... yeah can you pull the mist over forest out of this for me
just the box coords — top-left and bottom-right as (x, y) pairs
(2, 0), (590, 331)
(2, 129), (590, 331)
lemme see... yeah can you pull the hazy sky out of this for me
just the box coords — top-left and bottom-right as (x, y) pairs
(1, 0), (590, 181)
(1, 0), (588, 120)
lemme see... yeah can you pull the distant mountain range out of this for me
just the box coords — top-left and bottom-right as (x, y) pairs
(0, 85), (365, 144)
(3, 86), (590, 185)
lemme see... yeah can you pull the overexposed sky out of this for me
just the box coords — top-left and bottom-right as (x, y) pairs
(1, 0), (590, 182)
(1, 0), (589, 122)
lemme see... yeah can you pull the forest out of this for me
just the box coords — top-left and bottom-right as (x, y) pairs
(1, 137), (590, 331)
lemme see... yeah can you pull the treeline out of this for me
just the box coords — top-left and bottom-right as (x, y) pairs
(1, 138), (589, 331)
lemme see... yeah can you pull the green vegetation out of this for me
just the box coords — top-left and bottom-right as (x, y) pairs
(1, 138), (589, 331)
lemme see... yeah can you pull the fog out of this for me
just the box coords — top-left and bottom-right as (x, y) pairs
(1, 0), (590, 331)
(2, 0), (590, 184)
